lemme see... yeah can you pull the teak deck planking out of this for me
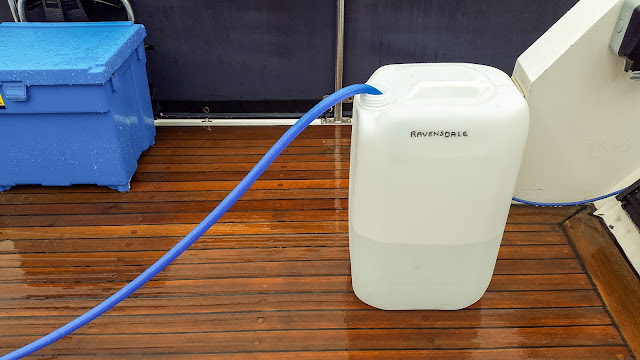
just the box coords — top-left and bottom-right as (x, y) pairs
(0, 126), (637, 359)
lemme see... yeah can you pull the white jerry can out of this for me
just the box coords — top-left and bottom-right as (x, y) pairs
(349, 63), (529, 310)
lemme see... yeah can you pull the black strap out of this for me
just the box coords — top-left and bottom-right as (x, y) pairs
(43, 0), (64, 22)
(60, 0), (89, 21)
(42, 0), (89, 22)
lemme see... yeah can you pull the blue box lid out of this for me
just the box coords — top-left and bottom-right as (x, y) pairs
(0, 22), (146, 86)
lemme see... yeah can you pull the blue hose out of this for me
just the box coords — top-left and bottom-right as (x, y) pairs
(512, 188), (625, 207)
(1, 84), (382, 360)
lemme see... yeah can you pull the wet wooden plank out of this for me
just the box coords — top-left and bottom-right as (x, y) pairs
(0, 326), (624, 355)
(0, 189), (349, 204)
(0, 208), (567, 227)
(6, 179), (352, 194)
(0, 221), (350, 239)
(0, 244), (577, 268)
(0, 274), (594, 300)
(564, 210), (640, 356)
(0, 205), (578, 229)
(0, 222), (560, 240)
(507, 206), (581, 224)
(138, 154), (352, 164)
(26, 347), (634, 360)
(0, 258), (584, 284)
(0, 308), (613, 336)
(0, 209), (351, 227)
(0, 198), (351, 216)
(150, 138), (350, 148)
(137, 161), (351, 172)
(144, 145), (352, 156)
(153, 126), (350, 140)
(0, 290), (606, 318)
(0, 232), (569, 255)
(133, 169), (353, 182)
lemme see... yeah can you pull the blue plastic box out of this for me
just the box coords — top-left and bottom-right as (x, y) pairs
(0, 22), (155, 192)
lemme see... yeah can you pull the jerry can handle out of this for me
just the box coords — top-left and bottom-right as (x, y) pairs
(407, 80), (495, 101)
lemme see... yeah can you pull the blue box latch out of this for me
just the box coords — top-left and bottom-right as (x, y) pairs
(2, 82), (27, 101)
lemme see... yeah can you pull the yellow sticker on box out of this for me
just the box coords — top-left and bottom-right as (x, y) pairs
(0, 93), (4, 109)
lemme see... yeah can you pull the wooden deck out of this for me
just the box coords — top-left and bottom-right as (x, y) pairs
(1, 126), (638, 359)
